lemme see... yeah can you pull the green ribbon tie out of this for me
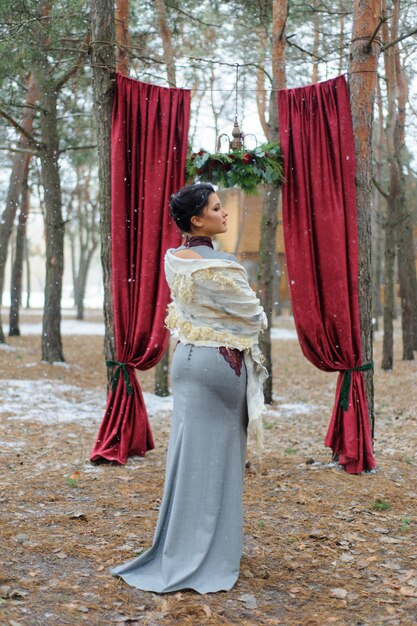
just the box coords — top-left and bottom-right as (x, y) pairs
(106, 360), (134, 396)
(339, 362), (373, 411)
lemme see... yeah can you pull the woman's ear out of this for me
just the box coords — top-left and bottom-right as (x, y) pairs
(190, 215), (202, 229)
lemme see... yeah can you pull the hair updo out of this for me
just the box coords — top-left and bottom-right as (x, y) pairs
(169, 183), (215, 233)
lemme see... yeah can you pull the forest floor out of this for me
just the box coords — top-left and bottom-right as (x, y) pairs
(0, 311), (416, 626)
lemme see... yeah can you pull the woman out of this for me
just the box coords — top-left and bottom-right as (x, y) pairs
(112, 183), (267, 594)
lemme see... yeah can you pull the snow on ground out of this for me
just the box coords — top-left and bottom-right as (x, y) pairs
(264, 401), (317, 417)
(270, 327), (298, 340)
(4, 319), (296, 339)
(0, 343), (16, 352)
(0, 315), (303, 432)
(0, 376), (316, 430)
(0, 372), (319, 456)
(1, 381), (105, 424)
(0, 380), (173, 427)
(4, 320), (105, 336)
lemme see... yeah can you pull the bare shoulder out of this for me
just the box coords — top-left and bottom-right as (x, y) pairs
(172, 249), (203, 259)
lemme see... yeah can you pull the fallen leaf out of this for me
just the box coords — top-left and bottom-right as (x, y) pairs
(330, 588), (348, 599)
(9, 589), (29, 599)
(69, 511), (87, 520)
(69, 471), (81, 480)
(399, 586), (417, 598)
(340, 553), (354, 562)
(238, 593), (257, 609)
(309, 529), (327, 539)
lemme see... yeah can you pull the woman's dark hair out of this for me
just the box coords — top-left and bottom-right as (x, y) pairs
(169, 183), (215, 233)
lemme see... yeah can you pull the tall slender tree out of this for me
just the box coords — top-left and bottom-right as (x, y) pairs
(348, 0), (383, 426)
(155, 0), (177, 86)
(67, 166), (99, 320)
(116, 0), (130, 76)
(258, 0), (286, 404)
(33, 49), (66, 361)
(9, 157), (30, 336)
(154, 0), (177, 397)
(391, 6), (417, 360)
(0, 74), (37, 343)
(90, 0), (117, 384)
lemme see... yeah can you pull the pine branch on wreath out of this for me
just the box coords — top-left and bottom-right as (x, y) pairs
(186, 142), (283, 194)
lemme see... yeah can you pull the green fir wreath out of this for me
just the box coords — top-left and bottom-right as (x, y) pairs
(186, 142), (283, 194)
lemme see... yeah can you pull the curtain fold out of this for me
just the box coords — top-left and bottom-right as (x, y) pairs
(277, 75), (375, 474)
(91, 74), (190, 464)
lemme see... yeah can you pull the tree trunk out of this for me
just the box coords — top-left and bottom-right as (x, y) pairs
(382, 218), (395, 369)
(258, 185), (280, 405)
(90, 0), (116, 386)
(372, 79), (385, 332)
(393, 28), (417, 360)
(381, 0), (416, 363)
(76, 245), (98, 320)
(115, 0), (130, 76)
(258, 0), (286, 404)
(338, 0), (346, 75)
(155, 350), (170, 397)
(155, 0), (176, 86)
(33, 68), (65, 362)
(381, 7), (396, 369)
(9, 158), (30, 336)
(0, 75), (37, 342)
(25, 235), (31, 309)
(69, 231), (78, 310)
(154, 0), (177, 396)
(255, 28), (269, 139)
(311, 0), (320, 83)
(348, 0), (382, 430)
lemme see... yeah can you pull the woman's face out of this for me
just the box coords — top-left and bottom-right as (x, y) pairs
(190, 193), (228, 237)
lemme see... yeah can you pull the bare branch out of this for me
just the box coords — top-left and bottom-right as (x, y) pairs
(0, 146), (36, 154)
(165, 2), (220, 28)
(383, 26), (417, 51)
(372, 176), (389, 200)
(55, 33), (90, 91)
(366, 15), (389, 52)
(59, 144), (97, 153)
(286, 34), (326, 62)
(0, 109), (38, 146)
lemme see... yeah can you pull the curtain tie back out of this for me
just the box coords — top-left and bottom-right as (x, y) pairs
(339, 362), (374, 411)
(106, 360), (134, 396)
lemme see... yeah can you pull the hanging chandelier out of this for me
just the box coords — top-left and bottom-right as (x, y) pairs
(216, 64), (257, 153)
(186, 62), (283, 193)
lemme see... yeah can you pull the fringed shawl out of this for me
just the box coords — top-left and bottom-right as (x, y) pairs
(164, 250), (268, 446)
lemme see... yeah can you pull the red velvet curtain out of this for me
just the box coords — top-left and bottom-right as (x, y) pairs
(277, 75), (375, 474)
(90, 74), (190, 464)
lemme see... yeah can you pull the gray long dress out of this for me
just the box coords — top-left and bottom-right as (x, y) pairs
(111, 245), (248, 593)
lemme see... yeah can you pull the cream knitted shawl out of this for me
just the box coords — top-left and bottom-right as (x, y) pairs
(164, 250), (268, 446)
